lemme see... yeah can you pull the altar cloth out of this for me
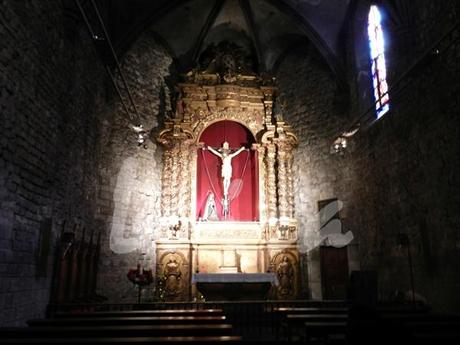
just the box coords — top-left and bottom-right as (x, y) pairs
(192, 273), (279, 285)
(193, 273), (278, 300)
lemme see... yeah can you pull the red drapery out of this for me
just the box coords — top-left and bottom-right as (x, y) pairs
(196, 121), (258, 221)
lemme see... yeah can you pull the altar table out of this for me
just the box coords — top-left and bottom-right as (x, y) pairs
(192, 273), (278, 301)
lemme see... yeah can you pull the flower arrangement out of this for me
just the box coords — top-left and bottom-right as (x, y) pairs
(127, 263), (154, 286)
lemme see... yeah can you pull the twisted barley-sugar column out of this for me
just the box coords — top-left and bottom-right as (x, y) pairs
(286, 147), (295, 218)
(161, 148), (173, 217)
(265, 143), (277, 220)
(169, 142), (181, 215)
(277, 142), (289, 218)
(177, 142), (191, 217)
(256, 145), (266, 221)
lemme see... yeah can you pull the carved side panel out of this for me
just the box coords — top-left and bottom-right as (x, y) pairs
(270, 249), (300, 300)
(156, 250), (190, 301)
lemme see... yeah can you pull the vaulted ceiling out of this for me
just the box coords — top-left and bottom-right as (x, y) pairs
(105, 0), (352, 79)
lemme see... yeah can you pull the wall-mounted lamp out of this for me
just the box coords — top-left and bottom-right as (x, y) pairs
(330, 126), (359, 155)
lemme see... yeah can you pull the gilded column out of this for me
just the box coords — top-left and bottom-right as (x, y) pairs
(161, 148), (173, 217)
(265, 143), (277, 221)
(277, 142), (289, 219)
(177, 141), (191, 217)
(169, 142), (181, 216)
(286, 146), (295, 218)
(255, 144), (266, 222)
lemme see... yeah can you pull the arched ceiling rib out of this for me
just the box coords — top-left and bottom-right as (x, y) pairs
(107, 0), (351, 84)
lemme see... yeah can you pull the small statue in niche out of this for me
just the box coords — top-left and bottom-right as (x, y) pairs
(163, 258), (181, 297)
(169, 220), (181, 239)
(277, 255), (294, 297)
(202, 192), (219, 221)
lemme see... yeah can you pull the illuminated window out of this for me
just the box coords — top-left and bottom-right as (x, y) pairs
(368, 5), (389, 118)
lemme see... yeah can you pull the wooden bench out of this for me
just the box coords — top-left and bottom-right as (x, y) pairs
(0, 324), (234, 338)
(27, 316), (227, 327)
(304, 321), (347, 341)
(53, 309), (224, 318)
(284, 313), (348, 341)
(274, 307), (348, 314)
(286, 314), (348, 323)
(272, 307), (348, 336)
(0, 335), (243, 344)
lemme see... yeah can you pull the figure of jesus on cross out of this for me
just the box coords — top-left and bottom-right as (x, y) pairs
(207, 141), (246, 219)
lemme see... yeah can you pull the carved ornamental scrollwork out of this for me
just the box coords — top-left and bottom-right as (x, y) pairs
(156, 251), (189, 301)
(157, 73), (299, 242)
(154, 43), (302, 301)
(259, 116), (298, 241)
(271, 250), (299, 299)
(157, 124), (194, 238)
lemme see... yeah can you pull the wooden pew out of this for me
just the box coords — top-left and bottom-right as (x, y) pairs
(284, 313), (348, 341)
(304, 322), (347, 344)
(27, 316), (227, 327)
(272, 306), (348, 338)
(0, 335), (243, 344)
(0, 324), (234, 338)
(285, 314), (348, 327)
(3, 310), (240, 344)
(53, 309), (224, 318)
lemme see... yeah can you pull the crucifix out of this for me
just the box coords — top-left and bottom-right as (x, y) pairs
(207, 141), (246, 219)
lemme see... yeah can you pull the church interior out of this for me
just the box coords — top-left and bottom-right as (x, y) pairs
(1, 0), (460, 343)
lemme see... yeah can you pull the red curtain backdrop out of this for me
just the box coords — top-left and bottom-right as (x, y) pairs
(196, 121), (259, 221)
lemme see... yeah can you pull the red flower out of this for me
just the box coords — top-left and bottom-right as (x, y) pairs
(127, 266), (153, 286)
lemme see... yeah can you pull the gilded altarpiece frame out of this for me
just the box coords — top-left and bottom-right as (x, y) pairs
(155, 74), (300, 300)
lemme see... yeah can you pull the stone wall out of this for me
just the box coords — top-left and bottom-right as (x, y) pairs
(340, 0), (460, 311)
(0, 2), (106, 325)
(1, 0), (459, 321)
(276, 1), (460, 310)
(94, 31), (174, 303)
(276, 45), (356, 299)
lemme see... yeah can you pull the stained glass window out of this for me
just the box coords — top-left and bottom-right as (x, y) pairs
(368, 5), (389, 118)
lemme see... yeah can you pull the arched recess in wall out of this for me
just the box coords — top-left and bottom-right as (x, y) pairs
(196, 120), (258, 222)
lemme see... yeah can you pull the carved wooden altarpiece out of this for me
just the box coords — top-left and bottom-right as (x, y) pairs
(155, 44), (300, 301)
